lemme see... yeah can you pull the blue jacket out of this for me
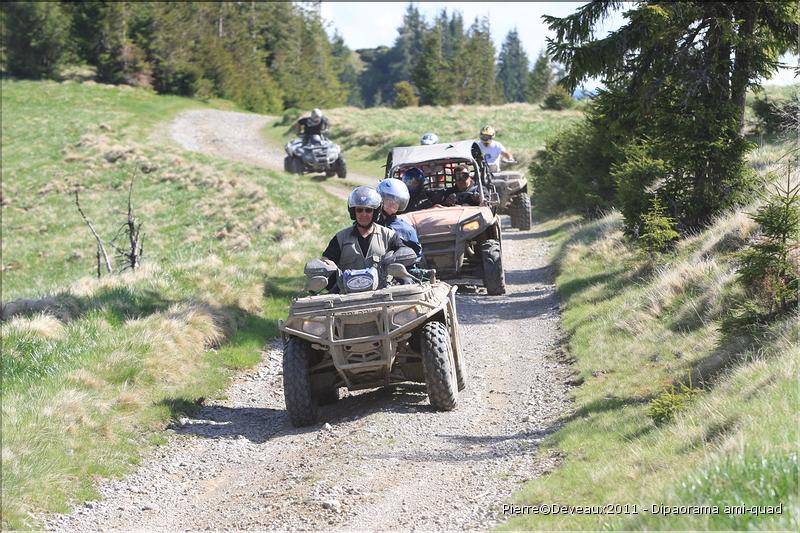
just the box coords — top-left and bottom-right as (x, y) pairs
(379, 213), (423, 264)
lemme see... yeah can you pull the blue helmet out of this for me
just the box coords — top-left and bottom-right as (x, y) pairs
(377, 178), (410, 212)
(402, 167), (426, 193)
(347, 186), (382, 222)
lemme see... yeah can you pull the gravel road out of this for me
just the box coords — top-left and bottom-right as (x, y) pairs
(45, 109), (573, 531)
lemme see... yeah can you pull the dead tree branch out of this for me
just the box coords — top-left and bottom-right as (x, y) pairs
(75, 188), (112, 277)
(109, 175), (144, 271)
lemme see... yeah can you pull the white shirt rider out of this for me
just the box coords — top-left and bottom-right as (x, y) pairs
(478, 140), (514, 172)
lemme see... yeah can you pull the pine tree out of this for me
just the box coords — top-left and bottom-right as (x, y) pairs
(462, 17), (497, 104)
(411, 21), (451, 106)
(544, 1), (798, 230)
(497, 29), (529, 103)
(2, 2), (70, 78)
(527, 49), (554, 103)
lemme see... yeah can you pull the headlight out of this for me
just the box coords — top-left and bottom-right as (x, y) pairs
(301, 319), (326, 336)
(394, 306), (422, 326)
(461, 220), (481, 232)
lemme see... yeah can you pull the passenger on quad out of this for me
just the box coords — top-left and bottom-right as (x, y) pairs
(402, 167), (442, 212)
(477, 125), (514, 172)
(296, 108), (330, 144)
(321, 186), (404, 291)
(420, 132), (439, 145)
(376, 178), (423, 263)
(442, 164), (489, 207)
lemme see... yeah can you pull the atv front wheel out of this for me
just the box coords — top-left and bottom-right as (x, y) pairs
(480, 239), (506, 295)
(283, 337), (318, 426)
(290, 156), (304, 175)
(509, 193), (532, 230)
(420, 321), (458, 411)
(283, 156), (293, 173)
(335, 157), (347, 179)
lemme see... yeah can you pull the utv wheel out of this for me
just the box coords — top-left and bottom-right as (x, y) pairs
(509, 193), (532, 230)
(283, 337), (318, 427)
(335, 157), (347, 179)
(480, 239), (506, 295)
(420, 321), (458, 411)
(283, 156), (293, 173)
(290, 156), (304, 175)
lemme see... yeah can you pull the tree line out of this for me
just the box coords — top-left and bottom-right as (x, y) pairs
(0, 2), (562, 112)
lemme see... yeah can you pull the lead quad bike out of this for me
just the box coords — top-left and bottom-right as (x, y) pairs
(278, 249), (466, 427)
(488, 159), (531, 230)
(385, 140), (506, 295)
(284, 134), (347, 178)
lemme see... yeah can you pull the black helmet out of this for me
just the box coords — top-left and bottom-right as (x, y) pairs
(347, 186), (382, 223)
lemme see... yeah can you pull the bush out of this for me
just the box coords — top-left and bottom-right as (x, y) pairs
(751, 95), (797, 135)
(611, 143), (668, 236)
(647, 377), (699, 425)
(737, 173), (800, 317)
(530, 113), (618, 215)
(541, 85), (575, 110)
(393, 81), (419, 108)
(638, 198), (680, 255)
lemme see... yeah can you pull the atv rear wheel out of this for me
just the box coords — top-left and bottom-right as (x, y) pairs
(335, 157), (347, 179)
(325, 169), (336, 177)
(509, 193), (532, 230)
(283, 156), (293, 173)
(420, 321), (458, 411)
(283, 337), (318, 426)
(480, 239), (506, 295)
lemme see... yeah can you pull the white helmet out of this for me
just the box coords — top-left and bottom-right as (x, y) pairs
(377, 178), (410, 212)
(308, 108), (322, 126)
(420, 132), (439, 145)
(347, 186), (382, 222)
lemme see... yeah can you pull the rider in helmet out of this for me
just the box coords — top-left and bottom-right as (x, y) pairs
(442, 164), (489, 207)
(376, 178), (423, 263)
(419, 132), (439, 145)
(477, 125), (514, 172)
(402, 167), (440, 212)
(322, 186), (404, 280)
(297, 108), (330, 144)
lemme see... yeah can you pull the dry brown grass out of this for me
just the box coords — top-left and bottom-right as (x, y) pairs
(3, 313), (66, 340)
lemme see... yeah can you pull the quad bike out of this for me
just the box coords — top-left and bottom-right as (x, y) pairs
(284, 134), (347, 178)
(385, 140), (506, 295)
(278, 248), (467, 427)
(489, 159), (531, 231)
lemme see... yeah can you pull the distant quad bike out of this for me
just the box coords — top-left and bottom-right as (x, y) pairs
(284, 134), (347, 178)
(489, 159), (531, 231)
(278, 248), (466, 427)
(385, 140), (506, 295)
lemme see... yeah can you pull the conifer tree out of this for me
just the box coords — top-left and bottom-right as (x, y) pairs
(527, 49), (554, 103)
(1, 1), (70, 78)
(411, 21), (451, 106)
(462, 17), (497, 104)
(497, 29), (529, 103)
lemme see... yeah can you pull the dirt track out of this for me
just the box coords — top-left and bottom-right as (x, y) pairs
(45, 110), (573, 531)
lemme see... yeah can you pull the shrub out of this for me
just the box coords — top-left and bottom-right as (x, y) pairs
(612, 143), (668, 236)
(751, 95), (796, 135)
(393, 81), (419, 108)
(736, 172), (800, 317)
(639, 198), (680, 256)
(541, 85), (575, 110)
(647, 376), (699, 425)
(530, 113), (618, 215)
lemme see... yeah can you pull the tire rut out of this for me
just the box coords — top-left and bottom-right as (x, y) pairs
(44, 110), (573, 532)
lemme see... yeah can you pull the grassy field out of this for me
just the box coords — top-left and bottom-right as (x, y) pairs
(261, 102), (585, 179)
(1, 79), (347, 529)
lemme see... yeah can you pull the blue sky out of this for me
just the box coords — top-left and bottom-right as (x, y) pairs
(319, 2), (797, 87)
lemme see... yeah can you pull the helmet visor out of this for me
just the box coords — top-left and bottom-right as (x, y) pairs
(480, 133), (493, 142)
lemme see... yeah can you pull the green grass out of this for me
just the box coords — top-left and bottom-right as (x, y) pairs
(499, 199), (798, 530)
(1, 79), (347, 529)
(261, 102), (585, 179)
